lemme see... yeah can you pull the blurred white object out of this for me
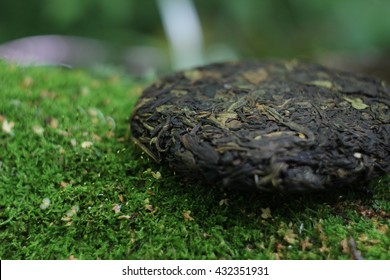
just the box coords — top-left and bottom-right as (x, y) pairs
(157, 0), (205, 69)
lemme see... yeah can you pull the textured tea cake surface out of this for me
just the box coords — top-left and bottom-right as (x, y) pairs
(131, 61), (390, 191)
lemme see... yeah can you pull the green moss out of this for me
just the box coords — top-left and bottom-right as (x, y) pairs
(0, 61), (389, 260)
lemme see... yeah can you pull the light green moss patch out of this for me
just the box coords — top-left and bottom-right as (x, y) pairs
(0, 62), (389, 260)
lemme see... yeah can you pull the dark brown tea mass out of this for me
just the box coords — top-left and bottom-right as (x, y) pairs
(131, 60), (390, 191)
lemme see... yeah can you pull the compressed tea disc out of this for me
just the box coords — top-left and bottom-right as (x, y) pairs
(131, 60), (390, 191)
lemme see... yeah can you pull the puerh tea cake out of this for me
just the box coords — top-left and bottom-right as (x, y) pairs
(131, 60), (390, 191)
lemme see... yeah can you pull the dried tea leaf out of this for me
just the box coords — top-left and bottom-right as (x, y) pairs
(151, 171), (162, 180)
(183, 70), (202, 81)
(340, 238), (350, 254)
(307, 80), (333, 89)
(242, 68), (268, 84)
(22, 76), (33, 88)
(61, 216), (71, 222)
(70, 139), (77, 146)
(2, 119), (15, 135)
(144, 198), (157, 213)
(40, 198), (51, 210)
(70, 205), (79, 215)
(283, 229), (298, 245)
(319, 245), (330, 253)
(60, 181), (71, 188)
(81, 141), (93, 149)
(300, 237), (313, 251)
(118, 215), (130, 220)
(145, 204), (154, 212)
(377, 224), (388, 234)
(118, 212), (137, 220)
(219, 198), (229, 206)
(343, 97), (369, 110)
(112, 204), (121, 214)
(260, 208), (272, 219)
(146, 189), (156, 196)
(358, 234), (369, 242)
(183, 210), (194, 221)
(49, 117), (59, 129)
(32, 125), (44, 136)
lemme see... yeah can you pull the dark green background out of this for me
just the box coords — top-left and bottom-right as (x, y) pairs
(1, 0), (389, 70)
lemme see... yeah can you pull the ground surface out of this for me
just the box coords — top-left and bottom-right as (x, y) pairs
(0, 61), (389, 260)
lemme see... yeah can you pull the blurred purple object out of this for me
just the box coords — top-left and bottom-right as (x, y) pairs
(0, 35), (109, 67)
(0, 35), (166, 76)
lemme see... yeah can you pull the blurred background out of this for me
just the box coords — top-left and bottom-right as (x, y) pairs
(0, 0), (389, 79)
